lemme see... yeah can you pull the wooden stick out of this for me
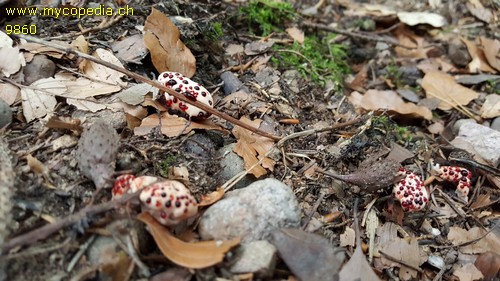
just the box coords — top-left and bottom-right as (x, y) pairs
(15, 34), (282, 141)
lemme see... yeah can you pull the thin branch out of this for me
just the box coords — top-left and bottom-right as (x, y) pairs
(1, 191), (140, 254)
(302, 21), (416, 49)
(14, 34), (282, 141)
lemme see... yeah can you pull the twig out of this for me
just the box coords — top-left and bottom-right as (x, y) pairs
(302, 21), (416, 49)
(379, 250), (423, 273)
(14, 34), (282, 142)
(1, 191), (140, 254)
(222, 116), (366, 192)
(302, 191), (325, 230)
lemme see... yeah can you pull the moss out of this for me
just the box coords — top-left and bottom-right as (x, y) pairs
(240, 0), (296, 36)
(272, 33), (350, 90)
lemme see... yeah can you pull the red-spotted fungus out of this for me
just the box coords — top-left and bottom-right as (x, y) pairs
(157, 71), (213, 120)
(393, 168), (429, 212)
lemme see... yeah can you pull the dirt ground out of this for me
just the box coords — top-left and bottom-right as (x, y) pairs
(1, 0), (499, 280)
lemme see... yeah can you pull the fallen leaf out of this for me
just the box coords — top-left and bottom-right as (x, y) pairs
(456, 74), (500, 85)
(0, 83), (20, 105)
(70, 35), (88, 54)
(198, 187), (225, 207)
(225, 44), (244, 56)
(481, 94), (500, 118)
(20, 79), (59, 122)
(348, 90), (432, 120)
(270, 228), (343, 281)
(133, 112), (225, 137)
(232, 117), (276, 178)
(19, 41), (68, 59)
(379, 237), (427, 280)
(286, 27), (304, 44)
(474, 251), (500, 280)
(111, 34), (148, 64)
(479, 37), (500, 71)
(397, 12), (447, 27)
(82, 48), (127, 87)
(453, 263), (484, 281)
(137, 212), (240, 269)
(466, 0), (493, 23)
(339, 230), (380, 280)
(447, 226), (500, 254)
(340, 226), (355, 247)
(144, 8), (196, 77)
(462, 38), (496, 73)
(421, 71), (479, 111)
(0, 31), (25, 77)
(394, 26), (430, 59)
(26, 154), (49, 176)
(51, 135), (78, 151)
(117, 83), (158, 105)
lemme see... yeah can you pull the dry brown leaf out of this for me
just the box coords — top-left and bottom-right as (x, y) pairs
(111, 34), (148, 64)
(20, 79), (59, 122)
(144, 8), (196, 77)
(232, 117), (276, 178)
(348, 90), (432, 120)
(26, 154), (48, 176)
(479, 37), (500, 71)
(0, 83), (19, 105)
(466, 0), (493, 23)
(19, 41), (69, 59)
(453, 263), (484, 281)
(117, 83), (158, 106)
(474, 252), (500, 280)
(447, 226), (500, 254)
(71, 35), (88, 54)
(137, 212), (240, 269)
(394, 27), (430, 59)
(481, 94), (500, 118)
(82, 48), (127, 87)
(198, 187), (225, 207)
(271, 228), (343, 281)
(286, 27), (304, 44)
(421, 71), (479, 111)
(379, 237), (427, 280)
(133, 112), (225, 137)
(462, 38), (497, 73)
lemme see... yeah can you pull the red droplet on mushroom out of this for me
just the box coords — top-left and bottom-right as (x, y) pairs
(156, 71), (213, 120)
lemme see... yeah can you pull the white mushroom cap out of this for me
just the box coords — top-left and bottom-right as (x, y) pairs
(433, 165), (472, 201)
(157, 71), (213, 119)
(112, 175), (159, 199)
(139, 180), (198, 226)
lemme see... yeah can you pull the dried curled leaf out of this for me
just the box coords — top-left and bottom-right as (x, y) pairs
(137, 212), (240, 269)
(76, 120), (119, 189)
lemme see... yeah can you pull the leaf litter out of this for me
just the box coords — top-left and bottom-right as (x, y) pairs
(2, 1), (500, 281)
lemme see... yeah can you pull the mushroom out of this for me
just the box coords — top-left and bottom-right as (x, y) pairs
(139, 180), (198, 226)
(157, 71), (213, 120)
(393, 168), (429, 212)
(432, 165), (472, 201)
(112, 175), (158, 199)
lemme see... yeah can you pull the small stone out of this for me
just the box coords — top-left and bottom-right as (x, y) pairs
(198, 178), (301, 242)
(452, 122), (500, 166)
(230, 240), (277, 278)
(216, 143), (255, 189)
(0, 98), (12, 128)
(23, 55), (56, 85)
(427, 255), (445, 270)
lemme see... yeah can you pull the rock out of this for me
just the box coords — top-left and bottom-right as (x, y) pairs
(23, 55), (56, 85)
(453, 122), (500, 166)
(229, 240), (277, 277)
(448, 39), (471, 68)
(198, 178), (301, 242)
(0, 139), (13, 281)
(0, 98), (12, 128)
(216, 143), (255, 189)
(491, 117), (500, 132)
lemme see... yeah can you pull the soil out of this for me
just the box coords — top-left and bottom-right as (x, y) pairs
(1, 0), (499, 280)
